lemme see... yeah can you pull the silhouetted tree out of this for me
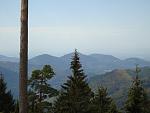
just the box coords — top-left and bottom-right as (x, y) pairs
(53, 50), (93, 113)
(0, 75), (15, 113)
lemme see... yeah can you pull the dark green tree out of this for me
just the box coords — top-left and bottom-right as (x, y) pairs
(91, 86), (119, 113)
(53, 50), (93, 113)
(124, 66), (150, 113)
(109, 101), (121, 113)
(28, 65), (58, 113)
(28, 90), (36, 113)
(14, 100), (19, 113)
(0, 75), (15, 113)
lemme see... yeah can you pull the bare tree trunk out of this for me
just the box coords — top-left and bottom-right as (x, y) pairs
(19, 0), (28, 113)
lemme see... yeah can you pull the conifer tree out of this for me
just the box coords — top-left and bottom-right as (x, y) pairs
(14, 100), (19, 113)
(109, 101), (121, 113)
(91, 86), (119, 113)
(28, 65), (58, 113)
(124, 65), (150, 113)
(53, 50), (93, 113)
(0, 75), (15, 113)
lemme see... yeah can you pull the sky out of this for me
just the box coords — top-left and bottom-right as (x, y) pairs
(0, 0), (150, 60)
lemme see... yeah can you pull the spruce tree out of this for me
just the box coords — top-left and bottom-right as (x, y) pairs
(91, 86), (119, 113)
(54, 50), (93, 113)
(124, 66), (150, 113)
(109, 101), (121, 113)
(0, 75), (15, 113)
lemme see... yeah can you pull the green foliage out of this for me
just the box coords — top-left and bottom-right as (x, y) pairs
(91, 86), (120, 113)
(89, 66), (150, 107)
(109, 101), (121, 113)
(53, 50), (93, 113)
(28, 65), (58, 113)
(0, 75), (15, 113)
(124, 66), (150, 113)
(14, 100), (19, 113)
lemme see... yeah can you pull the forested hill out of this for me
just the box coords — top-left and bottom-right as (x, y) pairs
(89, 66), (150, 107)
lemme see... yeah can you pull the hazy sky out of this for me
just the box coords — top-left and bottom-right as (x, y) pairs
(0, 0), (150, 60)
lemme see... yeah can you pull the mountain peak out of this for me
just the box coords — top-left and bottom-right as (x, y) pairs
(29, 54), (59, 66)
(32, 54), (57, 58)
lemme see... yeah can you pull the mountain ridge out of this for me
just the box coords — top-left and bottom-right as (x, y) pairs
(0, 53), (150, 62)
(89, 66), (150, 107)
(0, 53), (150, 97)
(0, 55), (19, 62)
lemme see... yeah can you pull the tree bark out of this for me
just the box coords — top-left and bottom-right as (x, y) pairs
(19, 0), (28, 113)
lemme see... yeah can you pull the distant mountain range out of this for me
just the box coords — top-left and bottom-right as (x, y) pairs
(0, 55), (19, 62)
(0, 53), (150, 97)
